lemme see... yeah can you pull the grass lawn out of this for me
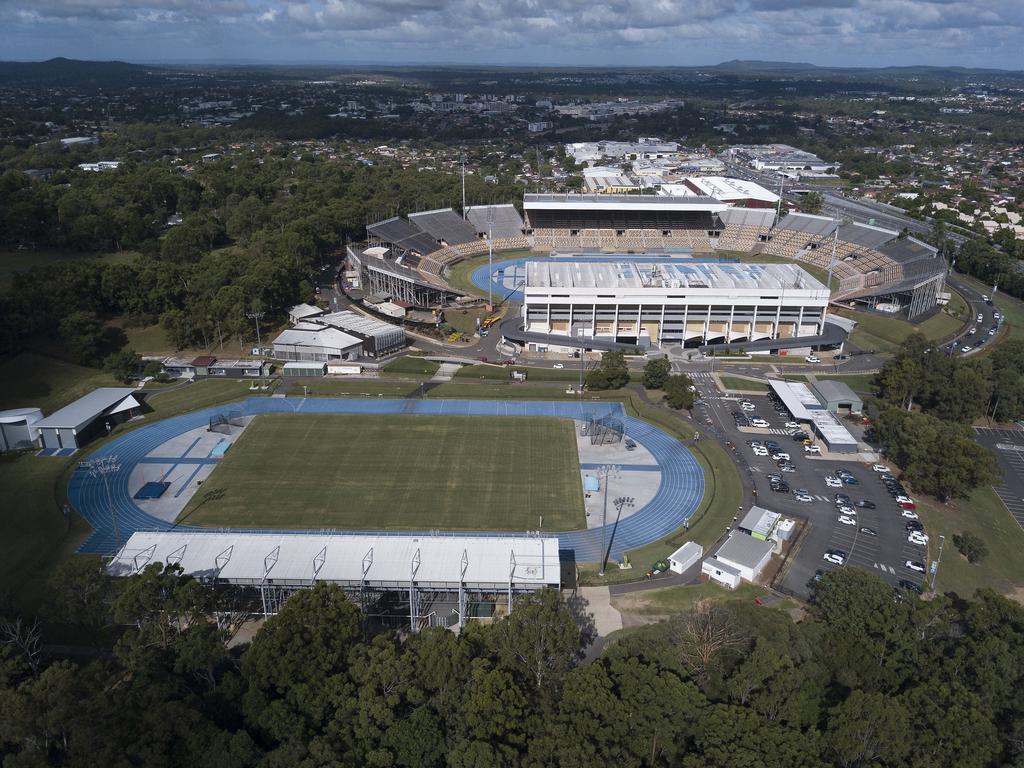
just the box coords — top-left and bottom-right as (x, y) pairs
(813, 373), (878, 396)
(117, 322), (175, 356)
(444, 249), (533, 297)
(456, 363), (589, 383)
(425, 381), (582, 399)
(914, 486), (1024, 598)
(842, 305), (965, 354)
(383, 357), (440, 376)
(143, 379), (265, 418)
(612, 581), (782, 615)
(0, 352), (121, 414)
(718, 375), (768, 392)
(179, 413), (585, 531)
(0, 453), (93, 611)
(443, 306), (490, 336)
(290, 378), (420, 398)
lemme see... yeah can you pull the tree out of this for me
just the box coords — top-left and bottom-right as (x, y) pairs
(824, 690), (911, 768)
(585, 349), (630, 391)
(487, 588), (583, 693)
(953, 532), (989, 563)
(58, 309), (106, 365)
(642, 357), (671, 389)
(797, 191), (823, 215)
(663, 374), (695, 410)
(669, 600), (743, 685)
(103, 347), (141, 383)
(875, 408), (1000, 501)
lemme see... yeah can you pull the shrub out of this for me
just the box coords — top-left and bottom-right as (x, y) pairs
(953, 532), (988, 564)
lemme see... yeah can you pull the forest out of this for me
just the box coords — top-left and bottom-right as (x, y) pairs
(2, 563), (1023, 767)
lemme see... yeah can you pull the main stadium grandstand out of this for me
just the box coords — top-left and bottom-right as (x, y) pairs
(524, 193), (728, 252)
(342, 185), (945, 326)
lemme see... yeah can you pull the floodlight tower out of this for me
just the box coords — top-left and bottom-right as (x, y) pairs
(487, 205), (494, 309)
(80, 455), (122, 549)
(597, 465), (621, 576)
(246, 310), (265, 351)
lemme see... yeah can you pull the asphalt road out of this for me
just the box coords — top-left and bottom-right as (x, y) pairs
(689, 382), (926, 599)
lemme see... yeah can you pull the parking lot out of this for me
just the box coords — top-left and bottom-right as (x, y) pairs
(691, 383), (927, 598)
(974, 426), (1024, 529)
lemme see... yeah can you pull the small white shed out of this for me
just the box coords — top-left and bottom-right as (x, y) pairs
(668, 542), (703, 574)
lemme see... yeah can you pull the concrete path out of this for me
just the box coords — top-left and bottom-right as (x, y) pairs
(578, 586), (622, 637)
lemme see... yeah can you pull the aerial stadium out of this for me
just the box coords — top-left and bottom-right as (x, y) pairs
(79, 180), (947, 630)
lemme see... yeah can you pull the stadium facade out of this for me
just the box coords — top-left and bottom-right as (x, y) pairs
(521, 260), (829, 349)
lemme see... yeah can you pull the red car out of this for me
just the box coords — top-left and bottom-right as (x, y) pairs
(898, 500), (917, 511)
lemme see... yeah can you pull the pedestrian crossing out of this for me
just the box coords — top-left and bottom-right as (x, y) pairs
(689, 372), (714, 381)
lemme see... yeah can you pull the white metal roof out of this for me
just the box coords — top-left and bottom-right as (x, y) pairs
(108, 531), (562, 589)
(523, 193), (728, 213)
(526, 260), (825, 293)
(288, 303), (324, 320)
(680, 176), (779, 203)
(273, 324), (363, 351)
(35, 387), (138, 431)
(714, 531), (774, 569)
(767, 380), (858, 447)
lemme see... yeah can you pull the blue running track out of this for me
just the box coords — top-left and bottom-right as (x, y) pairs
(68, 398), (704, 562)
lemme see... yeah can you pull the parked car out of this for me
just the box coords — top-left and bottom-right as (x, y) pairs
(856, 499), (876, 509)
(906, 520), (924, 532)
(900, 509), (919, 520)
(899, 580), (923, 594)
(805, 355), (820, 363)
(771, 452), (791, 461)
(838, 505), (856, 516)
(837, 515), (857, 526)
(765, 440), (781, 450)
(794, 493), (813, 502)
(859, 527), (878, 536)
(753, 446), (768, 457)
(784, 421), (800, 429)
(905, 560), (926, 573)
(825, 476), (843, 488)
(552, 363), (564, 369)
(872, 464), (889, 473)
(823, 550), (847, 565)
(908, 532), (929, 546)
(750, 419), (770, 428)
(841, 476), (859, 486)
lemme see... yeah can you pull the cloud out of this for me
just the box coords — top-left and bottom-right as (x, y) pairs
(0, 0), (1021, 67)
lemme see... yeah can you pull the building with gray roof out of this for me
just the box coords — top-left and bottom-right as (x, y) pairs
(812, 379), (863, 415)
(465, 204), (525, 239)
(408, 208), (479, 246)
(35, 387), (141, 451)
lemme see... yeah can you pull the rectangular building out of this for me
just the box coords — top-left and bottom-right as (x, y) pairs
(35, 387), (141, 450)
(521, 260), (828, 349)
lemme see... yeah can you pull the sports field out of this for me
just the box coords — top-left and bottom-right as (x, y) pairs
(179, 413), (585, 531)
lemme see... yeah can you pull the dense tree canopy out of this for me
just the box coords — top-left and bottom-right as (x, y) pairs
(4, 567), (1024, 767)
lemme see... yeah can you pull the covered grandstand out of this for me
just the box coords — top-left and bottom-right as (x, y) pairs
(408, 208), (479, 246)
(466, 204), (526, 240)
(108, 530), (562, 630)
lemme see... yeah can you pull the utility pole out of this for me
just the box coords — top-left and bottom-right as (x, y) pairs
(487, 206), (494, 309)
(930, 534), (945, 591)
(246, 311), (265, 351)
(826, 227), (838, 291)
(81, 456), (122, 549)
(775, 174), (784, 226)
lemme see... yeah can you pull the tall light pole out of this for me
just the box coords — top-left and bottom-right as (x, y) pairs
(487, 206), (494, 309)
(602, 495), (634, 574)
(597, 465), (620, 576)
(246, 311), (265, 352)
(81, 456), (122, 549)
(930, 534), (945, 591)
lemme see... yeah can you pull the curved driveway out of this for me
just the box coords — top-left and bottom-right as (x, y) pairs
(69, 398), (704, 563)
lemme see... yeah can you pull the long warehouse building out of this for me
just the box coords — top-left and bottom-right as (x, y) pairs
(520, 260), (829, 349)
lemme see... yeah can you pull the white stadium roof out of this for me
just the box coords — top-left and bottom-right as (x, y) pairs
(108, 531), (563, 590)
(526, 260), (825, 292)
(523, 193), (728, 213)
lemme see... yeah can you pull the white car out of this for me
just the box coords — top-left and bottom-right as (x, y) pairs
(804, 444), (821, 454)
(908, 532), (929, 545)
(741, 402), (756, 411)
(838, 505), (856, 516)
(905, 560), (926, 573)
(823, 550), (847, 565)
(837, 515), (857, 526)
(824, 476), (843, 488)
(871, 464), (889, 473)
(805, 355), (820, 364)
(989, 328), (997, 336)
(552, 363), (564, 369)
(753, 447), (769, 457)
(784, 421), (800, 429)
(977, 313), (984, 322)
(895, 495), (914, 505)
(771, 452), (790, 461)
(750, 419), (770, 428)
(794, 493), (813, 502)
(900, 509), (919, 520)
(961, 346), (971, 354)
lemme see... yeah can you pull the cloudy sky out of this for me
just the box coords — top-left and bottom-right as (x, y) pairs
(1, 0), (1021, 69)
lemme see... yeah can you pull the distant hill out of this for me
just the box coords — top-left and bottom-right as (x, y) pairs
(713, 60), (821, 72)
(0, 57), (164, 87)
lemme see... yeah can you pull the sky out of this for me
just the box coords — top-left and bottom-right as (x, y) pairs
(0, 0), (1021, 70)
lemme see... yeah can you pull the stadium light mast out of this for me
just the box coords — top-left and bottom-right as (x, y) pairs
(461, 153), (467, 219)
(246, 311), (265, 351)
(775, 174), (784, 226)
(487, 206), (494, 309)
(597, 465), (620, 576)
(826, 227), (838, 292)
(80, 455), (122, 549)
